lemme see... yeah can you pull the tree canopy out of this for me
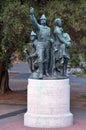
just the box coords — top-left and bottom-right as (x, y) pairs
(0, 0), (86, 68)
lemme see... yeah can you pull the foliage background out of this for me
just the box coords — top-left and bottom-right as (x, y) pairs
(0, 0), (86, 68)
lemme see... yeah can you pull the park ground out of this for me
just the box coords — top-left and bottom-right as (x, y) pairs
(0, 62), (86, 130)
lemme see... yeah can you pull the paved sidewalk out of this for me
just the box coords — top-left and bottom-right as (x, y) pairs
(8, 62), (31, 74)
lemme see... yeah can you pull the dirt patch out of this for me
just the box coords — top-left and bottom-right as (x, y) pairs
(0, 90), (27, 105)
(70, 82), (86, 109)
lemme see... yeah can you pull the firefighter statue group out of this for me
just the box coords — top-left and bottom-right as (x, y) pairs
(24, 7), (71, 79)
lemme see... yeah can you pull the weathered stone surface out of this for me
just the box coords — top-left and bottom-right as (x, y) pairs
(24, 79), (73, 128)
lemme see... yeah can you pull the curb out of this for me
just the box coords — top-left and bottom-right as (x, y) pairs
(0, 108), (27, 119)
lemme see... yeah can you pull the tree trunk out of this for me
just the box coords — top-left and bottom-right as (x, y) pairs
(0, 61), (11, 94)
(20, 0), (24, 4)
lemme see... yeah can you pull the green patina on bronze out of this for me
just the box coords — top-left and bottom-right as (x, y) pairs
(25, 7), (71, 79)
(53, 18), (71, 76)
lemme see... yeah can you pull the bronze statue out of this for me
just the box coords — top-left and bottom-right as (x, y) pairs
(24, 31), (46, 79)
(53, 18), (71, 76)
(30, 7), (52, 77)
(24, 8), (72, 79)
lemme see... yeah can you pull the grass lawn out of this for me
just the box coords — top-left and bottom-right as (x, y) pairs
(75, 72), (86, 78)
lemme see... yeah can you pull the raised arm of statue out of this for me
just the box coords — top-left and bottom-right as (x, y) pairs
(30, 7), (40, 30)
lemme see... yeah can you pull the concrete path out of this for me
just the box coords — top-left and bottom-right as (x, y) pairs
(8, 62), (31, 74)
(70, 76), (86, 83)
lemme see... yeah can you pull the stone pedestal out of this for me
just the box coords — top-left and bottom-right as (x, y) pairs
(24, 78), (73, 128)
